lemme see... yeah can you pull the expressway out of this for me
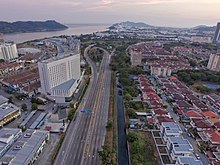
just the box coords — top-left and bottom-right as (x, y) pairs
(54, 45), (111, 165)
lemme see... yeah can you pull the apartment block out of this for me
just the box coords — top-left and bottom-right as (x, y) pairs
(207, 53), (220, 72)
(38, 53), (81, 103)
(0, 43), (18, 61)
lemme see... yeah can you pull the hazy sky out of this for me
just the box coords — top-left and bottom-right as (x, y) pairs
(0, 0), (219, 27)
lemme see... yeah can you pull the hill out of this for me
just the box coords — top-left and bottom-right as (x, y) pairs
(0, 20), (68, 33)
(192, 25), (216, 31)
(109, 21), (153, 29)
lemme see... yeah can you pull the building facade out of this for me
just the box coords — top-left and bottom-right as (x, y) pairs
(213, 22), (220, 44)
(0, 43), (18, 61)
(207, 53), (220, 72)
(38, 53), (81, 103)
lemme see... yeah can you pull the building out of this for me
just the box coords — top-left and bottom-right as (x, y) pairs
(160, 122), (182, 141)
(0, 34), (3, 43)
(176, 156), (203, 165)
(0, 43), (18, 61)
(0, 128), (22, 158)
(207, 53), (220, 72)
(38, 53), (81, 103)
(0, 101), (21, 128)
(167, 136), (193, 161)
(0, 129), (49, 165)
(150, 66), (172, 77)
(213, 22), (220, 44)
(191, 36), (212, 43)
(0, 62), (23, 76)
(130, 51), (142, 66)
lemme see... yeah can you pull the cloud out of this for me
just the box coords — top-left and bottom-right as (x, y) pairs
(81, 0), (180, 11)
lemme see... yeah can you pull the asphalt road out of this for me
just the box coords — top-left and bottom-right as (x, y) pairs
(55, 45), (111, 165)
(116, 80), (129, 165)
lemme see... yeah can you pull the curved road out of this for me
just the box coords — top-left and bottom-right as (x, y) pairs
(55, 45), (111, 165)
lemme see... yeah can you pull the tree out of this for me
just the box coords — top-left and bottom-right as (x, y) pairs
(124, 93), (132, 101)
(31, 103), (38, 110)
(127, 132), (139, 143)
(106, 121), (113, 129)
(188, 59), (197, 67)
(21, 103), (27, 111)
(8, 96), (13, 103)
(126, 109), (137, 118)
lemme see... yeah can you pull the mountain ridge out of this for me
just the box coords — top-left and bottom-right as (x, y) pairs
(0, 20), (68, 34)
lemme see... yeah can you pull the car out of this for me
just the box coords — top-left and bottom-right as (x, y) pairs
(188, 133), (191, 137)
(195, 153), (200, 159)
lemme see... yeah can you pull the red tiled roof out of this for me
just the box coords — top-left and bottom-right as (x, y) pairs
(214, 122), (220, 129)
(176, 100), (193, 109)
(147, 117), (154, 124)
(152, 108), (168, 115)
(192, 100), (208, 110)
(202, 110), (219, 118)
(204, 130), (220, 144)
(177, 109), (183, 115)
(156, 116), (174, 125)
(192, 119), (212, 129)
(185, 110), (203, 118)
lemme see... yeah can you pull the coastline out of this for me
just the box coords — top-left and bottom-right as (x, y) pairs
(3, 24), (109, 44)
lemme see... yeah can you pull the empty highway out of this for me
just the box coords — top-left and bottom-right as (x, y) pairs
(55, 45), (111, 165)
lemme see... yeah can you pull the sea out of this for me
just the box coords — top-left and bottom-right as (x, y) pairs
(3, 24), (109, 44)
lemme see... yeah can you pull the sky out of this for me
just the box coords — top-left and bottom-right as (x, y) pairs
(0, 0), (219, 28)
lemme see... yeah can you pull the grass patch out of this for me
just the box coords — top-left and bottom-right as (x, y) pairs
(100, 72), (117, 165)
(51, 134), (65, 163)
(128, 131), (159, 165)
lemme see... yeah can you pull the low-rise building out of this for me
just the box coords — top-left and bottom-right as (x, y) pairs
(0, 128), (22, 158)
(167, 136), (193, 161)
(190, 118), (212, 131)
(160, 122), (182, 141)
(0, 62), (23, 76)
(0, 129), (49, 165)
(0, 103), (21, 127)
(175, 156), (203, 165)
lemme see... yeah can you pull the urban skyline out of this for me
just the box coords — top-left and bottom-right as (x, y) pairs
(0, 0), (220, 27)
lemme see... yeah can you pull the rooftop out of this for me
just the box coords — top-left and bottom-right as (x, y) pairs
(177, 156), (203, 165)
(185, 110), (203, 118)
(52, 79), (76, 91)
(161, 122), (182, 135)
(168, 136), (193, 153)
(0, 104), (20, 121)
(0, 130), (49, 165)
(0, 96), (8, 106)
(0, 128), (21, 154)
(40, 53), (79, 64)
(202, 110), (219, 118)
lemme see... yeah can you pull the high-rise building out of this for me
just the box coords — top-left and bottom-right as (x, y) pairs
(38, 53), (81, 103)
(0, 33), (3, 43)
(213, 22), (220, 44)
(0, 43), (18, 61)
(207, 53), (220, 72)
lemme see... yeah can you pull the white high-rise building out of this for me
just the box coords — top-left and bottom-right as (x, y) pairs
(207, 53), (220, 72)
(213, 22), (220, 44)
(38, 53), (81, 103)
(0, 43), (18, 61)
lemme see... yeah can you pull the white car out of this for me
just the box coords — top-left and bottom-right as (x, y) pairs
(195, 153), (200, 159)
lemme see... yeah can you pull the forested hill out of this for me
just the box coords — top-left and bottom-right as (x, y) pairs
(0, 20), (68, 33)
